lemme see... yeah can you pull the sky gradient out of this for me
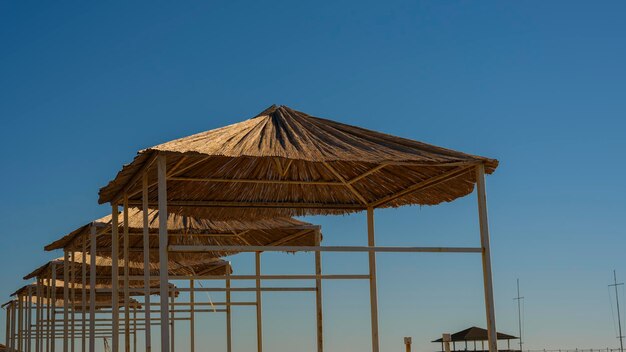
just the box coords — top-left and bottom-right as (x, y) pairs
(1, 1), (626, 351)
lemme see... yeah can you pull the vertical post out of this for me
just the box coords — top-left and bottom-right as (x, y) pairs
(11, 302), (17, 352)
(18, 295), (24, 352)
(255, 252), (263, 352)
(142, 172), (152, 352)
(189, 280), (195, 352)
(14, 302), (18, 352)
(89, 224), (97, 352)
(157, 154), (170, 352)
(27, 286), (33, 352)
(51, 263), (57, 352)
(111, 202), (120, 352)
(36, 279), (42, 352)
(314, 229), (323, 352)
(123, 195), (131, 352)
(63, 252), (69, 352)
(226, 268), (232, 352)
(443, 334), (452, 352)
(367, 207), (380, 352)
(70, 252), (75, 352)
(476, 164), (497, 352)
(81, 237), (87, 352)
(169, 294), (175, 352)
(6, 300), (11, 351)
(46, 277), (52, 352)
(132, 307), (137, 352)
(40, 278), (45, 352)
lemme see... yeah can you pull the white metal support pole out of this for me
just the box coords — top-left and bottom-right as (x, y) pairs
(255, 252), (262, 352)
(41, 281), (45, 352)
(6, 301), (11, 351)
(89, 224), (97, 352)
(315, 229), (323, 352)
(36, 279), (41, 352)
(63, 251), (69, 352)
(111, 202), (120, 352)
(367, 207), (380, 352)
(132, 307), (137, 352)
(46, 278), (52, 352)
(50, 263), (57, 352)
(157, 154), (171, 352)
(27, 286), (33, 352)
(32, 287), (36, 352)
(169, 294), (175, 352)
(476, 164), (498, 352)
(14, 302), (19, 352)
(123, 195), (131, 352)
(11, 302), (17, 352)
(81, 237), (87, 352)
(8, 302), (13, 351)
(18, 295), (24, 352)
(70, 251), (75, 352)
(39, 278), (45, 352)
(142, 172), (152, 352)
(226, 270), (232, 352)
(189, 280), (195, 352)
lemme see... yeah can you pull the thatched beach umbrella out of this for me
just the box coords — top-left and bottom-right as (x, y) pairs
(16, 253), (192, 352)
(45, 208), (320, 264)
(23, 255), (231, 287)
(98, 105), (498, 219)
(12, 283), (144, 309)
(10, 283), (144, 349)
(44, 207), (320, 352)
(97, 104), (499, 352)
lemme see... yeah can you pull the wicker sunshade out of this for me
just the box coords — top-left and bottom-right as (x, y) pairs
(23, 255), (232, 286)
(98, 105), (498, 220)
(44, 208), (320, 263)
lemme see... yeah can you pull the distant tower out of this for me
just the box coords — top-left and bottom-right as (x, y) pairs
(514, 279), (524, 351)
(609, 270), (624, 352)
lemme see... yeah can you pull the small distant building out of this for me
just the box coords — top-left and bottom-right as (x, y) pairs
(432, 326), (519, 352)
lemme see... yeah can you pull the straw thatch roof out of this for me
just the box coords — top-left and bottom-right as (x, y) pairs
(44, 208), (320, 263)
(23, 255), (232, 285)
(98, 105), (498, 220)
(11, 283), (143, 310)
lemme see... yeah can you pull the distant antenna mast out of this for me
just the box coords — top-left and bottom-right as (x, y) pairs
(609, 270), (625, 352)
(514, 279), (524, 351)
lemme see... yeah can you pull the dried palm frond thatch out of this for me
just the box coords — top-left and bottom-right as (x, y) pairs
(11, 283), (144, 310)
(23, 254), (232, 287)
(44, 208), (320, 263)
(98, 105), (498, 220)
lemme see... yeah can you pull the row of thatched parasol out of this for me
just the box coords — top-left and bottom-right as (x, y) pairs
(5, 104), (499, 352)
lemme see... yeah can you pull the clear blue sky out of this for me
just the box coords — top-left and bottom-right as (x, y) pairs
(1, 1), (626, 351)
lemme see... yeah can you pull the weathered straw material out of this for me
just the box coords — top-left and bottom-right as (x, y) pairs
(11, 284), (143, 309)
(44, 208), (320, 263)
(98, 105), (498, 219)
(23, 255), (232, 285)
